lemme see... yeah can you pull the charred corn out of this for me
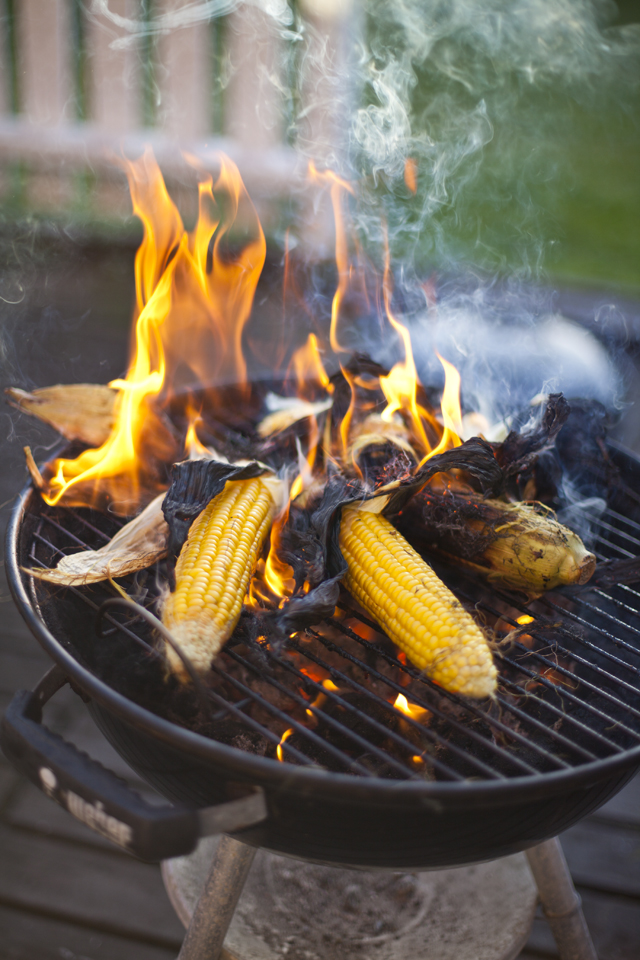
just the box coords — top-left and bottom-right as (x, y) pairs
(162, 477), (275, 678)
(403, 490), (596, 597)
(473, 500), (595, 595)
(340, 504), (497, 698)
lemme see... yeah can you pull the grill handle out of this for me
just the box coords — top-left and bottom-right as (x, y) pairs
(0, 665), (267, 862)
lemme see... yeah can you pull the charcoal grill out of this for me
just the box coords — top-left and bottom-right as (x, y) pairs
(2, 441), (640, 876)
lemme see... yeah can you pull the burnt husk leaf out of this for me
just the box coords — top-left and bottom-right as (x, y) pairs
(275, 437), (503, 636)
(163, 458), (268, 559)
(495, 394), (570, 482)
(277, 577), (342, 637)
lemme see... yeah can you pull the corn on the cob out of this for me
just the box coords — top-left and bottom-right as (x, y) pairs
(469, 500), (595, 595)
(340, 504), (497, 698)
(403, 490), (596, 597)
(162, 477), (275, 679)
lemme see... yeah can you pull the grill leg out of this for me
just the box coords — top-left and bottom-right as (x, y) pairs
(177, 835), (256, 960)
(526, 837), (598, 960)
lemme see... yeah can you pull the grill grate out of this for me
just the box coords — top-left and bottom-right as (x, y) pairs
(24, 491), (640, 783)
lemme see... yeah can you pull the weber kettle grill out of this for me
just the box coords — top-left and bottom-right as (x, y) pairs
(5, 442), (640, 956)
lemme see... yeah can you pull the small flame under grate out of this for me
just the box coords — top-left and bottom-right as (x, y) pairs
(25, 493), (640, 783)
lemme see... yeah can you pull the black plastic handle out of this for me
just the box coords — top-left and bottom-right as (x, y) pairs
(0, 666), (267, 862)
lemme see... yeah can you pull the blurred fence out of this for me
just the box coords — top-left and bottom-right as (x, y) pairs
(0, 1), (350, 227)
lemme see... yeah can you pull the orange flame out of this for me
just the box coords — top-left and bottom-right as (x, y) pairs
(289, 333), (333, 398)
(393, 693), (431, 723)
(42, 149), (265, 513)
(184, 407), (210, 459)
(305, 678), (339, 718)
(276, 728), (294, 762)
(379, 240), (431, 455)
(418, 353), (463, 465)
(307, 162), (354, 356)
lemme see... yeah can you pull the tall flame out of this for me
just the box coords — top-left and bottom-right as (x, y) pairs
(420, 352), (463, 463)
(379, 239), (431, 455)
(43, 149), (265, 513)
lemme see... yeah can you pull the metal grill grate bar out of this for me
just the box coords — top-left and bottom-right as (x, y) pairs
(327, 615), (563, 774)
(595, 534), (636, 559)
(220, 650), (424, 780)
(208, 656), (377, 776)
(466, 589), (640, 712)
(584, 512), (640, 547)
(23, 493), (640, 783)
(496, 650), (640, 741)
(279, 637), (493, 779)
(496, 676), (621, 757)
(537, 597), (640, 670)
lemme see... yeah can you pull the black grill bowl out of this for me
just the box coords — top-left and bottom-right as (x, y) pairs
(88, 699), (637, 868)
(5, 444), (640, 868)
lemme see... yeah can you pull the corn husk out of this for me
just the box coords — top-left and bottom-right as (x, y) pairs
(6, 384), (118, 448)
(24, 493), (168, 586)
(257, 394), (333, 438)
(475, 500), (595, 594)
(402, 491), (596, 597)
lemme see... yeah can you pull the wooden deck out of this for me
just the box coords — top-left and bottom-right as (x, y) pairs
(0, 246), (639, 958)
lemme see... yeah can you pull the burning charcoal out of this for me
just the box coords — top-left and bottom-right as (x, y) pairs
(399, 489), (596, 598)
(24, 492), (168, 586)
(6, 383), (118, 448)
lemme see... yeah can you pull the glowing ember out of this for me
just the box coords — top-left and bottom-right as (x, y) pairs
(305, 679), (340, 718)
(517, 615), (535, 625)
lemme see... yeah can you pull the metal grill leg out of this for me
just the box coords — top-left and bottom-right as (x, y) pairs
(526, 837), (598, 960)
(177, 835), (256, 960)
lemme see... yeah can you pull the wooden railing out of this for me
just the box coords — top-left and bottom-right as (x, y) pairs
(0, 1), (352, 223)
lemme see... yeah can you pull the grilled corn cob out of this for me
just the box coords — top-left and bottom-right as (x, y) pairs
(402, 490), (596, 597)
(162, 477), (275, 678)
(340, 504), (497, 698)
(470, 500), (595, 595)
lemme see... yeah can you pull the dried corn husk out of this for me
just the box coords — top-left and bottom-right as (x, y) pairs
(347, 413), (418, 483)
(24, 493), (168, 586)
(401, 491), (596, 597)
(6, 384), (119, 448)
(257, 394), (333, 438)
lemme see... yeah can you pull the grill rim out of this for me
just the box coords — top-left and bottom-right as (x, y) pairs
(8, 481), (640, 808)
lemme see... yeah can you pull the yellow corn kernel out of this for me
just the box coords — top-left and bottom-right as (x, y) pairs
(340, 505), (497, 699)
(162, 478), (275, 679)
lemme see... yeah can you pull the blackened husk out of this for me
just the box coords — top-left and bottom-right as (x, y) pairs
(396, 488), (508, 565)
(493, 393), (570, 483)
(163, 458), (269, 561)
(275, 437), (503, 636)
